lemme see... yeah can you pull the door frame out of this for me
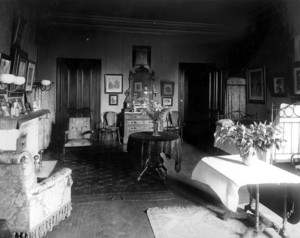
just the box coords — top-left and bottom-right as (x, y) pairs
(56, 58), (102, 141)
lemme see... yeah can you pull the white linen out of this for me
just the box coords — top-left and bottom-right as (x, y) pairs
(191, 155), (300, 212)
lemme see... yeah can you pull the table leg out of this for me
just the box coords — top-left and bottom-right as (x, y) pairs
(279, 185), (290, 238)
(137, 158), (150, 181)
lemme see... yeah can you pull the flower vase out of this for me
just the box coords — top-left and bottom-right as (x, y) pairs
(241, 152), (259, 166)
(153, 120), (160, 136)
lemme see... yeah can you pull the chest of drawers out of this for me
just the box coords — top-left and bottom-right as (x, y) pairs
(123, 112), (154, 144)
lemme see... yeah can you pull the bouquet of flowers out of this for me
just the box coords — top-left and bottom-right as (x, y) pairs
(142, 101), (171, 121)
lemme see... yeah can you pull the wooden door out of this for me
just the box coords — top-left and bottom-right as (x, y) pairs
(55, 58), (101, 146)
(178, 63), (216, 146)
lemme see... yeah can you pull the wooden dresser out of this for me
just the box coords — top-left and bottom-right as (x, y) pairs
(123, 112), (154, 144)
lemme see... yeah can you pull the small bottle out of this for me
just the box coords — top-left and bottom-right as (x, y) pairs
(14, 100), (19, 117)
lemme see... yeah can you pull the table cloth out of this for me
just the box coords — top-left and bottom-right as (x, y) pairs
(127, 131), (182, 173)
(191, 155), (300, 212)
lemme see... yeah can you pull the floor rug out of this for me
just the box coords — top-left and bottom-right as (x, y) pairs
(36, 160), (57, 178)
(57, 149), (174, 202)
(147, 206), (284, 238)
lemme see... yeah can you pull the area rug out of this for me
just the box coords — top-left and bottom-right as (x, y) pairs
(57, 149), (174, 202)
(146, 205), (284, 238)
(36, 160), (57, 178)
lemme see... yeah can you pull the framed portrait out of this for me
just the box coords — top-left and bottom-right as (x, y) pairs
(109, 94), (118, 106)
(0, 53), (12, 74)
(272, 76), (286, 97)
(9, 47), (28, 97)
(25, 60), (35, 92)
(8, 96), (25, 113)
(162, 97), (173, 106)
(0, 102), (10, 117)
(295, 35), (300, 62)
(247, 68), (266, 104)
(293, 67), (300, 94)
(104, 74), (123, 94)
(133, 46), (151, 67)
(134, 82), (142, 92)
(12, 16), (27, 46)
(161, 81), (175, 96)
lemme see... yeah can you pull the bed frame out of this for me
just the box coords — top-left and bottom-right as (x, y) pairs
(271, 102), (300, 164)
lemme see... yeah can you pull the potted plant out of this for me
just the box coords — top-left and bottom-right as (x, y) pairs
(215, 121), (285, 165)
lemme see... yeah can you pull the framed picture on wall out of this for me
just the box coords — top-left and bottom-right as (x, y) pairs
(8, 96), (26, 113)
(25, 60), (35, 92)
(104, 74), (123, 94)
(272, 76), (286, 97)
(161, 81), (174, 96)
(247, 67), (266, 104)
(134, 82), (142, 92)
(109, 94), (118, 106)
(295, 35), (300, 62)
(162, 97), (173, 106)
(0, 53), (12, 74)
(132, 46), (151, 67)
(293, 67), (300, 94)
(12, 17), (27, 47)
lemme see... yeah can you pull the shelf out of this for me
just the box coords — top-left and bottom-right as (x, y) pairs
(0, 109), (50, 130)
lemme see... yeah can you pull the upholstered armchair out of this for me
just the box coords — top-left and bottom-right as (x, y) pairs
(63, 117), (94, 158)
(0, 151), (73, 238)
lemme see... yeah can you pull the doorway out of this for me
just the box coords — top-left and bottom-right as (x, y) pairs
(178, 63), (216, 148)
(55, 58), (101, 147)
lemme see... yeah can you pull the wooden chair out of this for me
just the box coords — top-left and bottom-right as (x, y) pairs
(165, 111), (184, 141)
(99, 111), (121, 144)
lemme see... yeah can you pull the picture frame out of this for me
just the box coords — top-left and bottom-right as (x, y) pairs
(293, 67), (300, 95)
(9, 46), (28, 97)
(8, 96), (25, 113)
(133, 46), (151, 67)
(0, 53), (12, 74)
(161, 81), (175, 96)
(134, 82), (142, 92)
(0, 53), (12, 94)
(104, 74), (123, 94)
(162, 97), (173, 106)
(272, 76), (286, 97)
(109, 94), (118, 106)
(25, 60), (36, 92)
(247, 67), (266, 104)
(12, 16), (27, 47)
(295, 35), (300, 62)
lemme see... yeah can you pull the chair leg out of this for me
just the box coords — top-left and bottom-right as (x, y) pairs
(117, 129), (121, 144)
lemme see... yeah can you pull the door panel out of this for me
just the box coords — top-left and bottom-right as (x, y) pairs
(56, 58), (101, 146)
(179, 63), (217, 147)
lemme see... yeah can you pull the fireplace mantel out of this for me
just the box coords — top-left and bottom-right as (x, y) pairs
(0, 109), (50, 130)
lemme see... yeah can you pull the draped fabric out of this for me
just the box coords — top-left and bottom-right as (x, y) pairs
(127, 132), (182, 172)
(225, 78), (246, 116)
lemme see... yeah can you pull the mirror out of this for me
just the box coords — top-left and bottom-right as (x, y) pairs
(124, 66), (157, 109)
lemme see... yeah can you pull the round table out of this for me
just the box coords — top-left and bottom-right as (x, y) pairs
(127, 131), (182, 181)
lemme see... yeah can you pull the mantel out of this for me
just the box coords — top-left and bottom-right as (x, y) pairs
(0, 109), (50, 130)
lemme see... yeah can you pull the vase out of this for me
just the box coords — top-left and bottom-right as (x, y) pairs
(240, 148), (258, 166)
(153, 120), (160, 136)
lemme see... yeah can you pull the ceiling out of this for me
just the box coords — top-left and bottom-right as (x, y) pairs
(39, 0), (285, 38)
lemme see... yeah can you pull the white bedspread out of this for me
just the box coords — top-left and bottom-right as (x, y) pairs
(191, 155), (300, 212)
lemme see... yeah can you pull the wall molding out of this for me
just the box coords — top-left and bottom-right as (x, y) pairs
(41, 13), (228, 36)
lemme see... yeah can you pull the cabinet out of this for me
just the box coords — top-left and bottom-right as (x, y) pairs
(123, 112), (154, 144)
